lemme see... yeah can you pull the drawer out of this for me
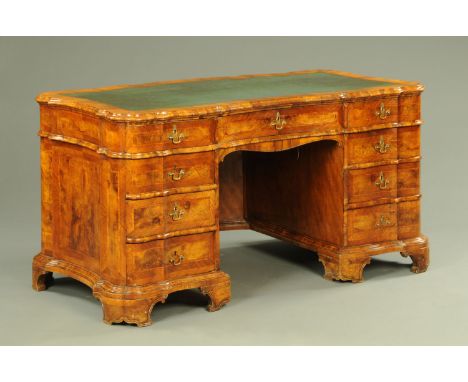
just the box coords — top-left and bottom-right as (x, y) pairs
(126, 198), (164, 239)
(347, 165), (397, 205)
(163, 152), (215, 190)
(126, 157), (163, 195)
(217, 104), (342, 142)
(164, 232), (216, 279)
(276, 104), (342, 135)
(163, 119), (214, 149)
(165, 190), (216, 232)
(126, 232), (216, 285)
(126, 190), (216, 240)
(347, 204), (397, 246)
(347, 96), (399, 129)
(217, 110), (278, 142)
(346, 128), (397, 165)
(126, 240), (165, 285)
(125, 124), (164, 153)
(124, 119), (214, 153)
(125, 152), (215, 197)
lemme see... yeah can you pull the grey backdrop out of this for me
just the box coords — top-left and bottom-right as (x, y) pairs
(0, 37), (467, 345)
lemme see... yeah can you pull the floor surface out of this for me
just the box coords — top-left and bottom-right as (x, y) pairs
(1, 228), (466, 345)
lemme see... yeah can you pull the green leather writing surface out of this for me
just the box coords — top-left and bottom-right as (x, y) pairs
(65, 72), (394, 111)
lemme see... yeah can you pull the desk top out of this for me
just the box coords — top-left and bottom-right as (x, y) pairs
(36, 69), (423, 122)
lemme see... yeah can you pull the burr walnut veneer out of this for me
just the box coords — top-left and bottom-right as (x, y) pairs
(33, 70), (429, 326)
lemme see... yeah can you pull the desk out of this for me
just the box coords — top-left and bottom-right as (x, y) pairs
(33, 70), (429, 326)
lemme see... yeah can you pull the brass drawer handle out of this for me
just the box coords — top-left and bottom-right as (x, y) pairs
(376, 215), (392, 228)
(169, 203), (186, 221)
(168, 125), (185, 144)
(270, 112), (286, 130)
(375, 103), (391, 120)
(375, 172), (389, 190)
(374, 136), (390, 154)
(168, 167), (185, 181)
(168, 251), (184, 266)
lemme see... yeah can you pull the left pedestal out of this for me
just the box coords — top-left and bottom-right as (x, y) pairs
(36, 107), (227, 326)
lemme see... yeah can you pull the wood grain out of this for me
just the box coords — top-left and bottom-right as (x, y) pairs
(346, 204), (398, 246)
(346, 96), (399, 129)
(245, 140), (345, 246)
(346, 164), (397, 205)
(346, 128), (398, 165)
(33, 70), (429, 326)
(219, 151), (246, 229)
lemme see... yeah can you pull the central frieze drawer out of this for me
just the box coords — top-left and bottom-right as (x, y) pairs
(126, 190), (216, 241)
(347, 165), (397, 205)
(217, 104), (342, 142)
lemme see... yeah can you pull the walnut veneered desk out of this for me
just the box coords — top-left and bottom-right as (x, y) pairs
(33, 70), (429, 326)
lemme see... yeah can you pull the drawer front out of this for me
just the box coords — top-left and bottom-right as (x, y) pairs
(165, 190), (216, 232)
(126, 157), (163, 195)
(217, 110), (278, 142)
(347, 128), (397, 165)
(126, 232), (216, 285)
(347, 204), (397, 246)
(163, 119), (214, 149)
(347, 165), (397, 205)
(217, 104), (342, 142)
(165, 232), (216, 279)
(126, 240), (165, 285)
(126, 198), (164, 239)
(347, 97), (399, 129)
(126, 124), (164, 153)
(126, 190), (216, 240)
(163, 152), (215, 189)
(276, 104), (342, 135)
(125, 119), (214, 153)
(125, 152), (215, 196)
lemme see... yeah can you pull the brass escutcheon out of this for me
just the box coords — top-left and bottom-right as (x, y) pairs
(168, 167), (185, 181)
(374, 135), (390, 154)
(168, 125), (185, 144)
(270, 111), (286, 130)
(376, 215), (392, 228)
(168, 251), (184, 266)
(375, 102), (391, 120)
(375, 171), (389, 190)
(169, 203), (185, 221)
